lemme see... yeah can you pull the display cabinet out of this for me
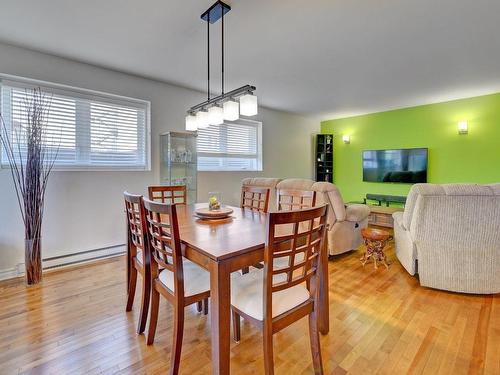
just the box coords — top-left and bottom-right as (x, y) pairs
(316, 134), (333, 182)
(160, 131), (198, 204)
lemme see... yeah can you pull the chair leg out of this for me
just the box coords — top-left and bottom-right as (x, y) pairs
(263, 327), (274, 375)
(308, 309), (324, 375)
(197, 301), (203, 313)
(232, 310), (241, 342)
(147, 287), (160, 345)
(169, 305), (185, 375)
(203, 298), (209, 315)
(137, 271), (151, 334)
(126, 266), (138, 312)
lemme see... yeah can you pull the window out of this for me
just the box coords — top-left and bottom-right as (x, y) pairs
(197, 119), (262, 171)
(0, 75), (150, 170)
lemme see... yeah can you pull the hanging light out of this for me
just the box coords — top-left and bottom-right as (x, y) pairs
(185, 1), (258, 129)
(196, 110), (210, 128)
(208, 105), (224, 125)
(223, 100), (239, 121)
(240, 93), (258, 116)
(185, 114), (197, 131)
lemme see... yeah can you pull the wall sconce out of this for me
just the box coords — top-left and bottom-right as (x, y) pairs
(342, 134), (350, 144)
(458, 120), (468, 135)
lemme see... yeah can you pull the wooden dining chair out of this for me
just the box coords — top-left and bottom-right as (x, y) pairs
(124, 192), (151, 335)
(240, 185), (271, 273)
(148, 185), (187, 205)
(277, 189), (316, 211)
(231, 205), (328, 375)
(142, 198), (210, 375)
(240, 185), (271, 213)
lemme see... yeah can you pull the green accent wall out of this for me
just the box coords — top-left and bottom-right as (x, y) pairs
(320, 92), (500, 203)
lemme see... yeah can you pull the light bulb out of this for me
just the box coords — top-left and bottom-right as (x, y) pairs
(223, 100), (239, 121)
(208, 105), (224, 125)
(185, 114), (197, 131)
(240, 94), (258, 116)
(196, 110), (210, 128)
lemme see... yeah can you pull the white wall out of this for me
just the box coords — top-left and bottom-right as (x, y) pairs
(0, 42), (318, 275)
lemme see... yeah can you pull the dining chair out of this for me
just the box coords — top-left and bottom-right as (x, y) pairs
(231, 205), (328, 375)
(240, 185), (271, 273)
(148, 185), (187, 205)
(124, 192), (151, 335)
(142, 198), (210, 375)
(277, 188), (317, 211)
(240, 185), (271, 213)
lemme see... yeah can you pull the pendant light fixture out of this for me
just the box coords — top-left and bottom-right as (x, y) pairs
(185, 1), (258, 130)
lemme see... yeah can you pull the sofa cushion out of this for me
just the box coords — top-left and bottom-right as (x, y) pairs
(312, 182), (346, 222)
(276, 178), (315, 191)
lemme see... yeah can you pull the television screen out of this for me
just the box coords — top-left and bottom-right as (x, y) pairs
(362, 148), (428, 183)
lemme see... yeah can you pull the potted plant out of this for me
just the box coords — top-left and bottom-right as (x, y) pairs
(0, 88), (58, 285)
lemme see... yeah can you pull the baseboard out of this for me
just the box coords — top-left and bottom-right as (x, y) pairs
(0, 244), (126, 282)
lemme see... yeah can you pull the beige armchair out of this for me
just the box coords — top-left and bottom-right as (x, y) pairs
(241, 178), (370, 256)
(393, 183), (500, 294)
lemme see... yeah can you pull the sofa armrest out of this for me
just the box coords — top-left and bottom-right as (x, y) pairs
(345, 204), (370, 222)
(392, 211), (405, 230)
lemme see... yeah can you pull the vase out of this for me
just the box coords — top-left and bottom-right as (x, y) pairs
(25, 237), (42, 285)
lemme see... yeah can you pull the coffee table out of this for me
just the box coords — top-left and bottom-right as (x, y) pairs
(360, 227), (392, 269)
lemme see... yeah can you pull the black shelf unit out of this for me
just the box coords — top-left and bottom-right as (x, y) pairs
(316, 134), (333, 182)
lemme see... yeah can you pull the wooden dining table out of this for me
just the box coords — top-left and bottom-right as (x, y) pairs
(176, 203), (330, 375)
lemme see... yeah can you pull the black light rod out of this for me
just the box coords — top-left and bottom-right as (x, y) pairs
(188, 84), (256, 113)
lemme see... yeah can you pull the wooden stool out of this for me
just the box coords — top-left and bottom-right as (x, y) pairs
(360, 228), (392, 269)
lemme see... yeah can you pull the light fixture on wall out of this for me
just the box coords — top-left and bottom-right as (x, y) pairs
(185, 1), (258, 130)
(342, 134), (350, 144)
(458, 120), (468, 135)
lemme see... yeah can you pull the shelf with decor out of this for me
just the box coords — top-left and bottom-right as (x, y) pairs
(160, 131), (198, 204)
(316, 134), (334, 182)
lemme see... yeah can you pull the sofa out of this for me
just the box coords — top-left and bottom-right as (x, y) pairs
(393, 183), (500, 294)
(241, 178), (370, 255)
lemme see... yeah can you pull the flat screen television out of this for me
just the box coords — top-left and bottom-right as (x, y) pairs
(362, 148), (428, 183)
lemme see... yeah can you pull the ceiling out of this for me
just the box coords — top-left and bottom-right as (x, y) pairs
(1, 0), (500, 119)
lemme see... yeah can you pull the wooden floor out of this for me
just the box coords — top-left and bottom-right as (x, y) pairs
(0, 242), (499, 375)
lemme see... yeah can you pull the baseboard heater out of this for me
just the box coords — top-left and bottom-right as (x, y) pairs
(42, 244), (126, 271)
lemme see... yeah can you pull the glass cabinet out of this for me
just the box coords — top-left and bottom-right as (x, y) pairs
(160, 131), (198, 204)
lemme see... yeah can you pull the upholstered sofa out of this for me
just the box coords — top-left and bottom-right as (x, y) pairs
(241, 178), (370, 255)
(393, 183), (500, 294)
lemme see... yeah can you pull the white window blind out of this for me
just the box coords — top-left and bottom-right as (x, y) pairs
(197, 120), (262, 171)
(0, 76), (150, 170)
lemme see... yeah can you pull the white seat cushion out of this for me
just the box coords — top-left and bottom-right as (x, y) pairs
(158, 260), (210, 297)
(135, 249), (143, 264)
(231, 269), (310, 321)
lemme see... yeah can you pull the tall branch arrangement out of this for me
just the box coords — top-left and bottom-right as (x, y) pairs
(0, 88), (58, 284)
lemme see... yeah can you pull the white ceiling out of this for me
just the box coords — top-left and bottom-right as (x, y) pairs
(1, 0), (500, 119)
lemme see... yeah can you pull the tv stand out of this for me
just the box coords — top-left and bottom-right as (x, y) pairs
(364, 193), (407, 207)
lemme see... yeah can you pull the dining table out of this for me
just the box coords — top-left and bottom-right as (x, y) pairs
(176, 203), (330, 375)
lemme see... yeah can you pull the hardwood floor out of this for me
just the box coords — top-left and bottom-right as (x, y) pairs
(0, 242), (499, 375)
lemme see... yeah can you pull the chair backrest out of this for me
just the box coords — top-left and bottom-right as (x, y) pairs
(242, 178), (282, 211)
(264, 205), (328, 306)
(148, 185), (187, 205)
(311, 182), (347, 224)
(124, 191), (148, 266)
(142, 198), (185, 297)
(240, 186), (271, 213)
(277, 189), (316, 211)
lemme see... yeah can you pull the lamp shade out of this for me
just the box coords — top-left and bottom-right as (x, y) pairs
(196, 110), (210, 128)
(223, 100), (239, 121)
(458, 120), (468, 134)
(208, 105), (224, 125)
(239, 94), (258, 116)
(185, 114), (197, 131)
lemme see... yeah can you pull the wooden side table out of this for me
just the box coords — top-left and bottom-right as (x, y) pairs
(360, 228), (392, 269)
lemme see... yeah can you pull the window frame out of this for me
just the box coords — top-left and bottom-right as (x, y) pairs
(0, 73), (151, 172)
(197, 118), (263, 172)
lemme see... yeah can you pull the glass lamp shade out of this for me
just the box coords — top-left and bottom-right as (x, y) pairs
(185, 114), (197, 131)
(196, 110), (210, 128)
(239, 94), (258, 116)
(208, 105), (224, 125)
(223, 100), (239, 121)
